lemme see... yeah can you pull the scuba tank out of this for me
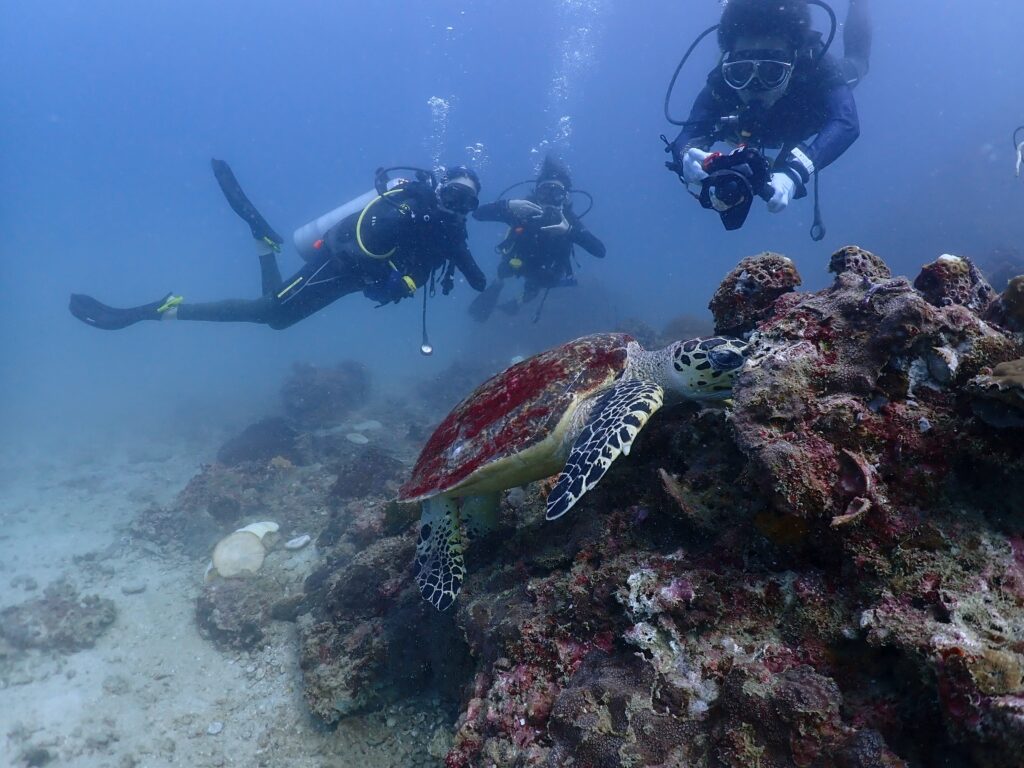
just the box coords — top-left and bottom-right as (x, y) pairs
(292, 189), (380, 261)
(292, 167), (435, 260)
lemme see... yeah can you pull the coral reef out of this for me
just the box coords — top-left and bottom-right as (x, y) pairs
(216, 417), (303, 467)
(985, 275), (1024, 333)
(710, 251), (802, 335)
(281, 361), (370, 428)
(913, 253), (997, 314)
(964, 358), (1024, 428)
(0, 580), (116, 652)
(131, 246), (1024, 767)
(194, 572), (305, 651)
(830, 245), (892, 282)
(329, 446), (405, 502)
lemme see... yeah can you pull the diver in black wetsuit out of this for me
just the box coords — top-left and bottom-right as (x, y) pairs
(468, 156), (606, 322)
(668, 0), (871, 219)
(69, 163), (487, 331)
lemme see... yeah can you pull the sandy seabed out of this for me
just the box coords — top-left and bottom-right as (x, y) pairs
(0, 435), (446, 768)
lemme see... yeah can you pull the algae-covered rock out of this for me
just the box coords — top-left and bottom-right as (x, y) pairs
(965, 358), (1024, 428)
(0, 580), (116, 652)
(281, 361), (370, 428)
(710, 251), (802, 335)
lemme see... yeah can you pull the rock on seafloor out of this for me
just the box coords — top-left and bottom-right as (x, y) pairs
(293, 245), (1024, 768)
(1, 580), (116, 652)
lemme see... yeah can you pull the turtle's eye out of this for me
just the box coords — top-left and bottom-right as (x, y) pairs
(709, 347), (745, 371)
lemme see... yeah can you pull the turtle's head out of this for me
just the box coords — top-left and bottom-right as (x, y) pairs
(665, 336), (749, 400)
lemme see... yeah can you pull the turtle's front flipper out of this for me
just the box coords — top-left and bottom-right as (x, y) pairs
(546, 379), (664, 520)
(415, 497), (467, 611)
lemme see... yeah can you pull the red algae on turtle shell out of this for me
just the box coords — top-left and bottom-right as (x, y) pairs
(399, 333), (632, 501)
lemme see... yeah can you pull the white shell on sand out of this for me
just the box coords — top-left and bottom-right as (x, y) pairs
(211, 531), (266, 578)
(284, 534), (311, 550)
(345, 432), (370, 445)
(351, 419), (383, 431)
(235, 521), (279, 542)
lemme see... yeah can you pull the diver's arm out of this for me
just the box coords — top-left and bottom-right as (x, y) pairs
(773, 84), (859, 199)
(777, 84), (860, 191)
(567, 212), (606, 258)
(450, 233), (487, 291)
(669, 85), (720, 163)
(472, 201), (515, 224)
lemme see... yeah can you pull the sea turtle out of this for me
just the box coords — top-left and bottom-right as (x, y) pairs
(398, 332), (748, 610)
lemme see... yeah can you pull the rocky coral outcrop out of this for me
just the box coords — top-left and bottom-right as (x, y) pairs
(216, 417), (303, 467)
(710, 251), (802, 336)
(913, 253), (997, 314)
(210, 245), (1024, 767)
(281, 361), (370, 428)
(985, 275), (1024, 333)
(965, 358), (1024, 428)
(0, 580), (116, 652)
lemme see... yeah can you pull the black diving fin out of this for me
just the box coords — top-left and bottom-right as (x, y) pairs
(210, 158), (284, 247)
(69, 292), (181, 330)
(467, 280), (504, 323)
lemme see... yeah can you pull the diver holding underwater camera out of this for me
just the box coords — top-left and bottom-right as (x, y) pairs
(664, 0), (871, 238)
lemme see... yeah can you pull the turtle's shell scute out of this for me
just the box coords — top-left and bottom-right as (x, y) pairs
(400, 333), (633, 501)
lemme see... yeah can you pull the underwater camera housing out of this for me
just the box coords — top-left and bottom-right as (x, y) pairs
(697, 146), (774, 230)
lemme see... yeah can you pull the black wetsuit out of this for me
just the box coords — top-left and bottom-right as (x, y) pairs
(174, 182), (486, 329)
(473, 198), (605, 302)
(670, 49), (860, 184)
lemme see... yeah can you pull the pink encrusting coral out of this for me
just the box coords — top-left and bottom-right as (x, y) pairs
(289, 246), (1024, 767)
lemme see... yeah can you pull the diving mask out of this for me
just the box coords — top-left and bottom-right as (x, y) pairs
(438, 179), (479, 215)
(722, 50), (794, 91)
(535, 181), (568, 207)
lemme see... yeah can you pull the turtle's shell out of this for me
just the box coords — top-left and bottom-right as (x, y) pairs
(400, 333), (633, 502)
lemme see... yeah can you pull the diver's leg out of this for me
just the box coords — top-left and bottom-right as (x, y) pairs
(468, 278), (505, 322)
(256, 240), (284, 296)
(173, 256), (362, 330)
(841, 0), (872, 87)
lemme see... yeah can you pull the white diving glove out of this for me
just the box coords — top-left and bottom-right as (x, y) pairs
(681, 147), (711, 185)
(541, 212), (571, 235)
(767, 172), (797, 213)
(507, 199), (544, 219)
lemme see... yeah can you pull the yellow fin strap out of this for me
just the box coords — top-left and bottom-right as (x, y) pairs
(262, 236), (281, 253)
(356, 191), (401, 259)
(508, 258), (523, 270)
(402, 275), (417, 294)
(157, 295), (184, 313)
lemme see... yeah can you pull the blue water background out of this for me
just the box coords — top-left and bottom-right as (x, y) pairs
(3, 0), (1024, 449)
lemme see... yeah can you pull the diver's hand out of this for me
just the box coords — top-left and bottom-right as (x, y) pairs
(681, 148), (711, 184)
(363, 271), (415, 304)
(540, 212), (571, 235)
(767, 172), (796, 213)
(507, 199), (544, 219)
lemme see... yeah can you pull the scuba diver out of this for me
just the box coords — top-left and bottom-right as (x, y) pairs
(1015, 125), (1024, 178)
(69, 161), (487, 344)
(664, 0), (871, 237)
(468, 156), (605, 323)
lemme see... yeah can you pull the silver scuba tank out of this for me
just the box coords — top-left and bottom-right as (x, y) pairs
(292, 177), (411, 261)
(292, 190), (378, 261)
